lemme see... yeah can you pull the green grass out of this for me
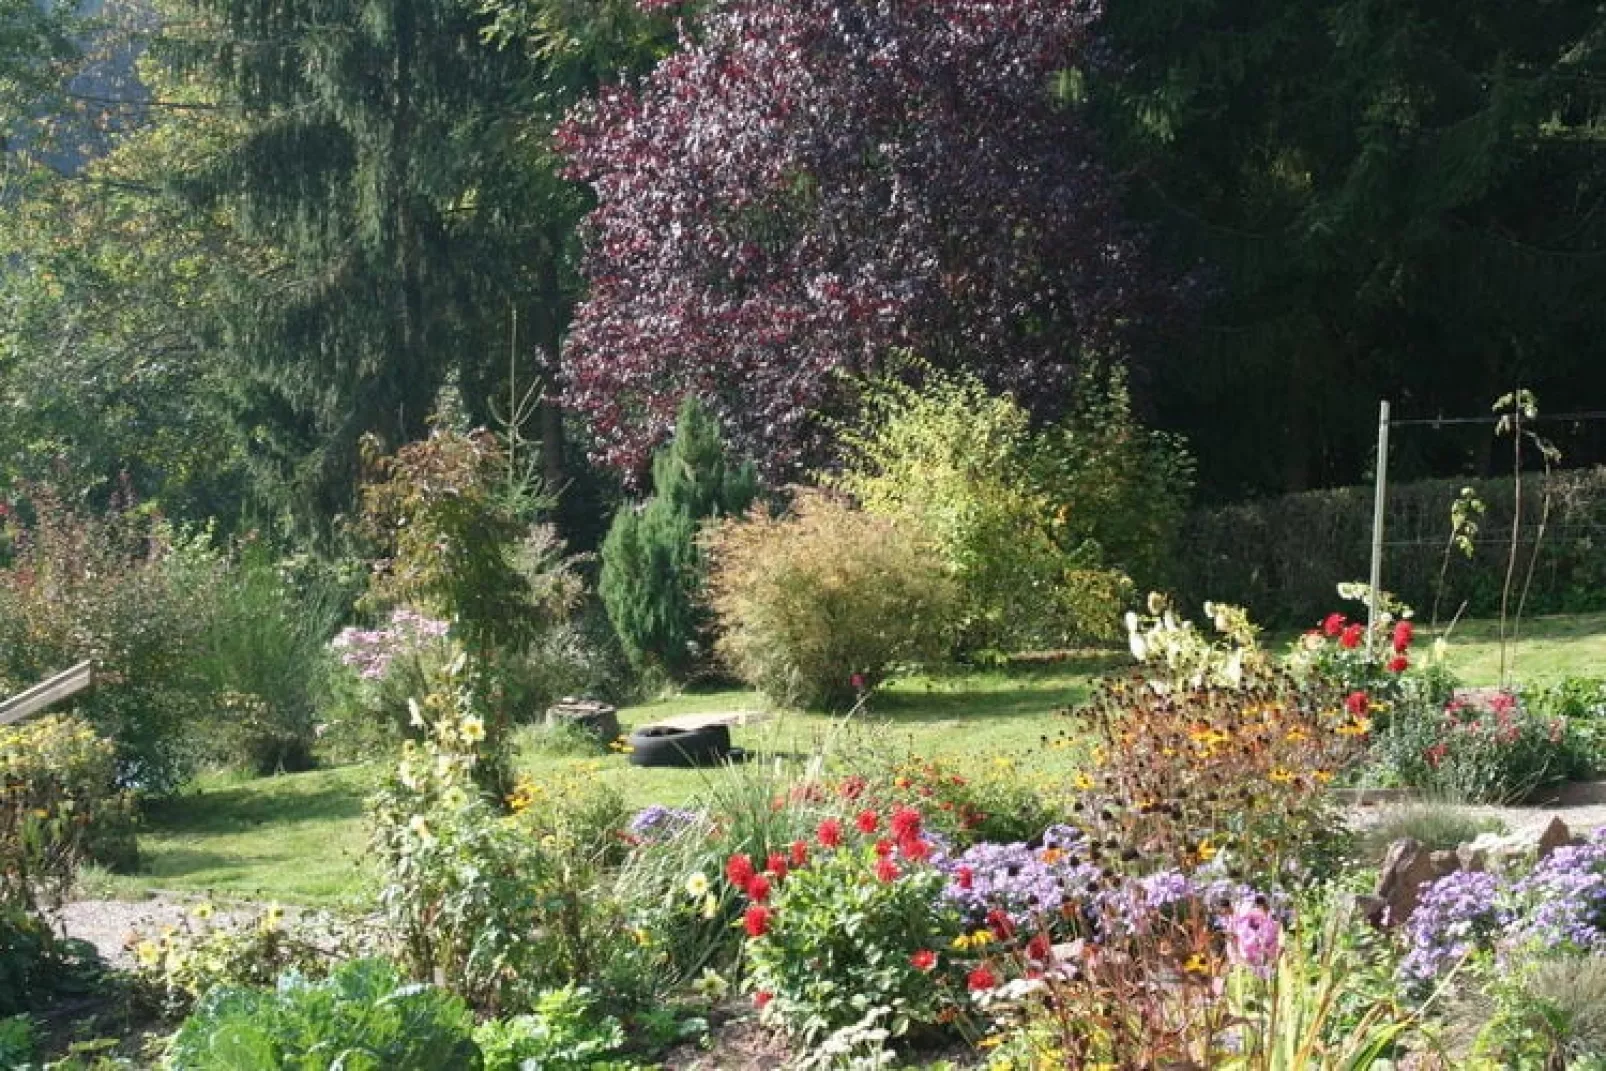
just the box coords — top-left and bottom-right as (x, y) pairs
(102, 614), (1606, 906)
(107, 657), (1109, 905)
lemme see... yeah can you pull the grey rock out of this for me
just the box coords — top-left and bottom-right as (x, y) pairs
(1375, 838), (1457, 928)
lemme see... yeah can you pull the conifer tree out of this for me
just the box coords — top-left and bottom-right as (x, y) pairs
(600, 396), (757, 680)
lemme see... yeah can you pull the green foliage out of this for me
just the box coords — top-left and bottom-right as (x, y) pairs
(744, 846), (965, 1045)
(370, 674), (636, 1011)
(836, 366), (1173, 652)
(129, 905), (343, 1018)
(0, 715), (136, 913)
(1521, 676), (1606, 779)
(0, 487), (218, 793)
(194, 540), (343, 774)
(0, 1014), (31, 1068)
(472, 986), (641, 1071)
(704, 491), (959, 709)
(600, 396), (757, 681)
(163, 958), (480, 1071)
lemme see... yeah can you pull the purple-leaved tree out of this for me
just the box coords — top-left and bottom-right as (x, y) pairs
(559, 0), (1166, 478)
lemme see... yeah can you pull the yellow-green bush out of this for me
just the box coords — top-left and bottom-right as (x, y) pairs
(0, 715), (137, 903)
(703, 491), (958, 709)
(834, 365), (1186, 653)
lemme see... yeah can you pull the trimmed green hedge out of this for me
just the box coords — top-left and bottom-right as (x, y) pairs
(1174, 467), (1606, 627)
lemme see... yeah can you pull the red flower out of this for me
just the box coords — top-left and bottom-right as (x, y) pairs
(987, 908), (1016, 941)
(855, 809), (880, 834)
(817, 818), (843, 848)
(956, 866), (974, 891)
(838, 776), (867, 801)
(900, 836), (930, 863)
(1026, 933), (1052, 962)
(745, 874), (772, 903)
(874, 857), (899, 882)
(874, 838), (894, 858)
(889, 806), (922, 840)
(1345, 691), (1369, 717)
(967, 966), (998, 991)
(850, 672), (866, 691)
(743, 905), (771, 938)
(1424, 742), (1448, 768)
(726, 853), (755, 887)
(789, 840), (808, 868)
(1322, 612), (1346, 637)
(1387, 655), (1409, 674)
(765, 852), (789, 880)
(1392, 619), (1415, 653)
(1340, 623), (1364, 649)
(910, 949), (937, 972)
(754, 990), (772, 1009)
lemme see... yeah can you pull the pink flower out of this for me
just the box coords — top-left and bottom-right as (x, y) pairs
(850, 672), (867, 691)
(1226, 901), (1281, 976)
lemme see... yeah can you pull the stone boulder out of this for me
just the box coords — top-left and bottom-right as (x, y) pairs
(1374, 838), (1460, 928)
(544, 697), (620, 743)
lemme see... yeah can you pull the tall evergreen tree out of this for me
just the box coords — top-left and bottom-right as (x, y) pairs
(148, 0), (668, 527)
(599, 396), (757, 680)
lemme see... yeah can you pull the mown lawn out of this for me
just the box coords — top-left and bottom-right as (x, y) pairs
(97, 616), (1606, 905)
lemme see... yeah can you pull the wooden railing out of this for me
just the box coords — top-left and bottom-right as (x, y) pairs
(0, 661), (95, 727)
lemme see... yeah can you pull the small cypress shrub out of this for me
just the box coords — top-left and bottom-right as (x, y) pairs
(599, 397), (757, 680)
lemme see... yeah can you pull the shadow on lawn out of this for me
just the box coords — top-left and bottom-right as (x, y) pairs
(142, 774), (368, 834)
(867, 653), (1122, 725)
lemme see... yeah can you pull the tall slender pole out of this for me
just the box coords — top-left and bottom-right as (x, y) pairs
(1367, 400), (1391, 660)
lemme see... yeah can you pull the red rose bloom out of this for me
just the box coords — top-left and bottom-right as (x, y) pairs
(855, 809), (880, 834)
(910, 949), (937, 972)
(726, 853), (755, 887)
(765, 852), (788, 880)
(1340, 623), (1364, 649)
(1388, 655), (1409, 674)
(967, 966), (998, 991)
(817, 818), (843, 848)
(1392, 619), (1415, 653)
(1322, 612), (1346, 637)
(789, 840), (808, 868)
(874, 857), (899, 882)
(1345, 691), (1369, 717)
(889, 806), (922, 840)
(743, 905), (771, 938)
(754, 990), (772, 1008)
(745, 874), (771, 903)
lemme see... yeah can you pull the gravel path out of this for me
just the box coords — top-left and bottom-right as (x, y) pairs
(51, 895), (277, 968)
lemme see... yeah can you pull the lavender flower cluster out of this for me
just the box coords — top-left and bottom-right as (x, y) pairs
(330, 608), (450, 681)
(940, 840), (1102, 926)
(1399, 870), (1506, 987)
(1401, 828), (1606, 991)
(627, 805), (701, 840)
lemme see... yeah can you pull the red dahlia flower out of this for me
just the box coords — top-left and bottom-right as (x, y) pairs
(889, 806), (922, 840)
(1340, 623), (1364, 649)
(874, 857), (899, 882)
(1322, 612), (1346, 637)
(911, 949), (937, 971)
(855, 809), (880, 834)
(754, 990), (772, 1008)
(745, 874), (771, 903)
(790, 840), (808, 868)
(726, 853), (755, 887)
(967, 966), (998, 991)
(765, 852), (788, 879)
(1392, 619), (1414, 653)
(1345, 691), (1369, 717)
(1388, 655), (1409, 674)
(817, 819), (843, 848)
(743, 905), (771, 937)
(874, 838), (894, 858)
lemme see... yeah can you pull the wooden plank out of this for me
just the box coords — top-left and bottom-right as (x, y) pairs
(0, 660), (95, 727)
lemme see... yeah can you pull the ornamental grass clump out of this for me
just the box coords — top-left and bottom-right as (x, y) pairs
(703, 490), (958, 709)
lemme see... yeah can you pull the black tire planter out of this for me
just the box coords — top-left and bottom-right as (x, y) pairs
(627, 724), (733, 768)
